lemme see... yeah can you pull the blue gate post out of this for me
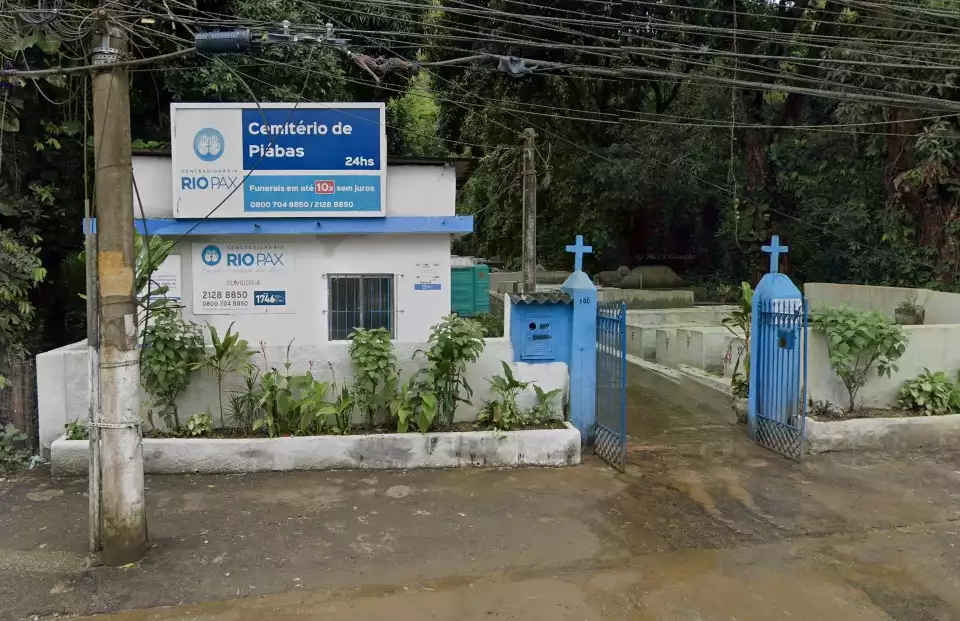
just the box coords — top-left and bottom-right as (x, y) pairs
(748, 235), (805, 451)
(561, 235), (597, 444)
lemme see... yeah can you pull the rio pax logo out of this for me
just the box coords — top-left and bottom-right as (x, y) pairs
(193, 128), (225, 162)
(201, 245), (285, 269)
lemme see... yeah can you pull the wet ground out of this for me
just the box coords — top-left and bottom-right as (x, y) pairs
(2, 366), (959, 620)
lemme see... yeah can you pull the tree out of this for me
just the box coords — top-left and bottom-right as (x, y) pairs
(0, 229), (46, 363)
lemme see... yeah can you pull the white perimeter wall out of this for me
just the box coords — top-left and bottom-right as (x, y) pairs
(132, 155), (457, 219)
(174, 233), (451, 344)
(805, 282), (960, 325)
(807, 324), (960, 409)
(36, 338), (568, 452)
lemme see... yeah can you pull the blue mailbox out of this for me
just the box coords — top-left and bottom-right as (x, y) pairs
(508, 294), (572, 365)
(523, 318), (555, 360)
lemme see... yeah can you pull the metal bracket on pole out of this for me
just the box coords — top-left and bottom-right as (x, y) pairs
(92, 28), (122, 65)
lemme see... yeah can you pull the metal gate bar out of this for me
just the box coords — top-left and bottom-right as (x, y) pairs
(596, 300), (627, 471)
(754, 298), (807, 461)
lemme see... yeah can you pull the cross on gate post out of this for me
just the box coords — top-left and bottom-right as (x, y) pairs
(761, 235), (788, 274)
(565, 235), (593, 273)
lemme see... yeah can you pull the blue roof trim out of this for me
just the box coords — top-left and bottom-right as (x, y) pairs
(83, 216), (474, 236)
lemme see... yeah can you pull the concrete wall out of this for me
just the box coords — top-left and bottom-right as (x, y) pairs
(807, 324), (960, 409)
(173, 233), (451, 344)
(132, 156), (457, 219)
(805, 283), (960, 325)
(597, 288), (694, 309)
(36, 338), (569, 452)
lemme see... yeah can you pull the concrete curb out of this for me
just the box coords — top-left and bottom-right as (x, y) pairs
(50, 423), (582, 476)
(805, 414), (960, 453)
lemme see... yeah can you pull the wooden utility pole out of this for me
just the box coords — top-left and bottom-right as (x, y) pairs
(521, 128), (537, 294)
(91, 10), (147, 565)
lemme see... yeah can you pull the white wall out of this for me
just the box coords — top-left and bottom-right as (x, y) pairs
(173, 233), (450, 344)
(36, 338), (569, 452)
(131, 155), (456, 219)
(805, 282), (960, 325)
(807, 324), (960, 409)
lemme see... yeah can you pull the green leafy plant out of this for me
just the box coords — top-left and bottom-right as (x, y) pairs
(897, 369), (960, 416)
(0, 230), (46, 382)
(731, 373), (749, 400)
(722, 283), (754, 398)
(192, 322), (255, 428)
(141, 311), (205, 431)
(715, 283), (737, 303)
(420, 315), (486, 425)
(227, 368), (263, 435)
(185, 410), (214, 437)
(329, 383), (355, 435)
(811, 305), (909, 413)
(526, 384), (563, 425)
(391, 373), (439, 433)
(349, 327), (397, 427)
(253, 345), (338, 437)
(474, 312), (504, 338)
(0, 423), (30, 473)
(64, 419), (88, 440)
(134, 232), (179, 324)
(477, 361), (529, 431)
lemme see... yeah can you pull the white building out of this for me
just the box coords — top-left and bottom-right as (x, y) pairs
(37, 103), (568, 454)
(125, 102), (474, 344)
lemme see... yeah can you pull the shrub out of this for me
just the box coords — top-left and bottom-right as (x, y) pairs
(811, 305), (908, 413)
(227, 368), (263, 434)
(0, 423), (30, 473)
(391, 375), (438, 433)
(421, 315), (485, 425)
(477, 361), (529, 431)
(897, 369), (960, 416)
(64, 419), (89, 440)
(526, 385), (563, 425)
(349, 327), (397, 427)
(474, 312), (504, 338)
(185, 410), (213, 437)
(722, 282), (753, 397)
(141, 311), (205, 430)
(191, 323), (256, 428)
(252, 344), (339, 437)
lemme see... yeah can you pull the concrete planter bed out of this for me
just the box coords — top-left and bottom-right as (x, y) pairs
(50, 423), (581, 476)
(805, 414), (960, 454)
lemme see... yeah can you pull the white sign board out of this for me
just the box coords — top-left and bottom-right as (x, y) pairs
(152, 255), (182, 300)
(414, 261), (442, 291)
(145, 254), (181, 300)
(192, 243), (294, 315)
(171, 103), (387, 218)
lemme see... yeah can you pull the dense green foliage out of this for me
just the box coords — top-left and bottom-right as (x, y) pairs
(141, 311), (206, 430)
(0, 423), (30, 472)
(897, 369), (960, 416)
(0, 230), (45, 364)
(348, 328), (398, 427)
(3, 0), (960, 359)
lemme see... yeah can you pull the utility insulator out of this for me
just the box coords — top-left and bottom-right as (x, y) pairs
(195, 30), (253, 55)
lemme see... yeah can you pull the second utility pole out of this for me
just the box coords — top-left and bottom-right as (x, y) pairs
(521, 128), (537, 293)
(91, 8), (147, 566)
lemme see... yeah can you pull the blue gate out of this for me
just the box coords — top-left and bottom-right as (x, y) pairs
(753, 298), (808, 461)
(596, 301), (627, 470)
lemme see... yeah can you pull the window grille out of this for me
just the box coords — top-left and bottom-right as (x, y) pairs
(328, 274), (395, 340)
